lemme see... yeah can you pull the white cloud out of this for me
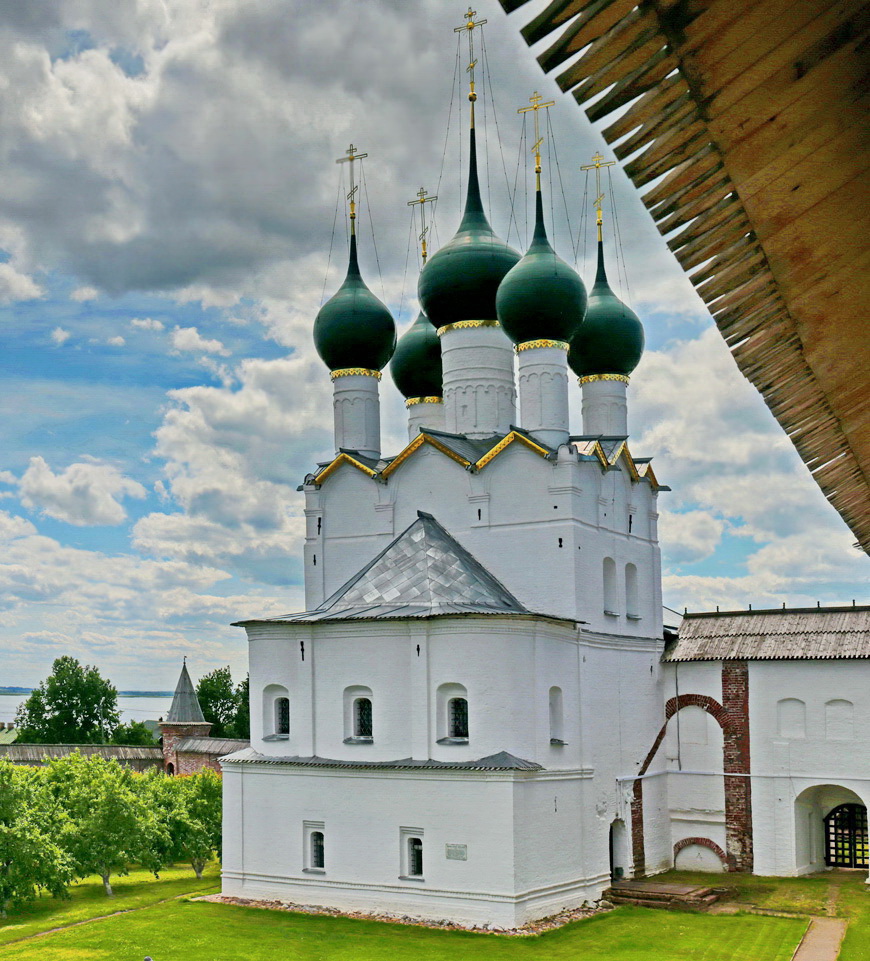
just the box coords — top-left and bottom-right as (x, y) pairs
(106, 335), (126, 346)
(0, 262), (43, 303)
(70, 285), (99, 301)
(50, 327), (71, 345)
(130, 316), (164, 331)
(17, 456), (147, 526)
(170, 325), (230, 356)
(658, 509), (725, 564)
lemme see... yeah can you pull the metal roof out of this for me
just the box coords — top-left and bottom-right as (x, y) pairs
(664, 606), (870, 661)
(222, 748), (543, 772)
(236, 511), (561, 625)
(176, 737), (250, 755)
(165, 661), (206, 723)
(0, 744), (162, 762)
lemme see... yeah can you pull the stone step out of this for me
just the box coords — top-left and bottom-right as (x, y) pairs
(604, 885), (720, 912)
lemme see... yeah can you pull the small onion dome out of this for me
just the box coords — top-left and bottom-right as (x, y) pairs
(314, 234), (396, 372)
(418, 128), (520, 330)
(496, 188), (587, 345)
(568, 240), (644, 377)
(390, 310), (443, 399)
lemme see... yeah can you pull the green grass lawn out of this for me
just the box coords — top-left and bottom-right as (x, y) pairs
(657, 868), (834, 915)
(0, 862), (219, 946)
(835, 875), (870, 961)
(0, 893), (804, 961)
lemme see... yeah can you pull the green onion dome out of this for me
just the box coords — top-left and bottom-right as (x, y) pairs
(418, 128), (520, 330)
(314, 234), (396, 372)
(568, 239), (644, 377)
(390, 310), (443, 399)
(496, 188), (587, 345)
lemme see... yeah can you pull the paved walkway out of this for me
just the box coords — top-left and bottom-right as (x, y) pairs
(792, 917), (847, 961)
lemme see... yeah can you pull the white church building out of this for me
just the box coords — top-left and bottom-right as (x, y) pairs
(220, 57), (869, 926)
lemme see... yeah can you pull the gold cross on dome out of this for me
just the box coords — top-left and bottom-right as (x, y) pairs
(517, 91), (555, 183)
(580, 151), (617, 237)
(407, 187), (438, 263)
(454, 7), (487, 124)
(335, 143), (369, 233)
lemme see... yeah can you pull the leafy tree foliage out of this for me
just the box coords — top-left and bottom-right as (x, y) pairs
(147, 770), (222, 878)
(196, 667), (249, 739)
(44, 754), (166, 896)
(15, 657), (120, 744)
(111, 720), (158, 745)
(0, 761), (74, 917)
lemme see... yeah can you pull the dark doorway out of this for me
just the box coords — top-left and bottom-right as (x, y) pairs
(825, 803), (868, 868)
(609, 819), (626, 880)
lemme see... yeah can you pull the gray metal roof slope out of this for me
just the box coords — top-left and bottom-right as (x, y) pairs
(243, 511), (539, 624)
(165, 661), (206, 723)
(664, 606), (870, 661)
(176, 736), (250, 755)
(222, 748), (543, 771)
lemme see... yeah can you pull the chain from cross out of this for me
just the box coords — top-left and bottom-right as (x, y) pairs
(335, 143), (368, 232)
(454, 7), (486, 118)
(517, 91), (555, 180)
(580, 151), (616, 233)
(407, 187), (438, 263)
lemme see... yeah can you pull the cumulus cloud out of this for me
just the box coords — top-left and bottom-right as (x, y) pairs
(130, 316), (164, 331)
(17, 456), (147, 526)
(658, 509), (725, 564)
(70, 285), (99, 301)
(106, 335), (126, 346)
(0, 262), (44, 302)
(50, 326), (71, 345)
(170, 325), (230, 356)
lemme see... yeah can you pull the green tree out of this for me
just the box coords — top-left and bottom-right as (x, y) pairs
(195, 667), (237, 738)
(44, 753), (166, 895)
(0, 761), (74, 916)
(229, 674), (249, 739)
(15, 657), (120, 744)
(147, 770), (221, 878)
(110, 720), (157, 745)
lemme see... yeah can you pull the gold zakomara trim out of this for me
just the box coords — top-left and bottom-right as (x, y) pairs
(380, 432), (469, 478)
(330, 368), (382, 380)
(436, 319), (501, 337)
(405, 396), (444, 407)
(474, 431), (550, 469)
(578, 373), (629, 385)
(515, 339), (569, 353)
(314, 452), (378, 485)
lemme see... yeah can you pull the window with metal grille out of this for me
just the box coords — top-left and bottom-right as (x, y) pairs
(310, 831), (325, 869)
(276, 697), (290, 735)
(408, 837), (423, 877)
(354, 697), (372, 738)
(448, 697), (468, 739)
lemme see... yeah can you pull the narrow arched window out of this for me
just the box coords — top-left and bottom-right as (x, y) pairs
(549, 687), (564, 744)
(603, 557), (618, 614)
(310, 831), (325, 869)
(354, 697), (373, 738)
(625, 563), (639, 618)
(276, 697), (290, 735)
(448, 697), (468, 739)
(408, 837), (423, 877)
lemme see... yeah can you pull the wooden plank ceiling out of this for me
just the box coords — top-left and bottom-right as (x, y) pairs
(500, 0), (870, 553)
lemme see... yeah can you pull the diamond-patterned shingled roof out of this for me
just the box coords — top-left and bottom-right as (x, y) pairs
(256, 512), (531, 623)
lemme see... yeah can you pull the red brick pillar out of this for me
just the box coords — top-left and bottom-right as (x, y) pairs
(159, 721), (211, 774)
(722, 660), (753, 872)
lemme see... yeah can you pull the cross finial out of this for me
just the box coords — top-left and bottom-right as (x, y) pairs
(517, 91), (555, 187)
(407, 187), (438, 263)
(580, 151), (617, 240)
(335, 143), (369, 235)
(454, 7), (487, 128)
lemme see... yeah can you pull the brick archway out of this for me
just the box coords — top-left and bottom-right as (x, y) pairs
(674, 836), (728, 867)
(630, 661), (753, 876)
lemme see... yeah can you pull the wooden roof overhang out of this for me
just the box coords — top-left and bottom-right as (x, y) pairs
(499, 0), (870, 552)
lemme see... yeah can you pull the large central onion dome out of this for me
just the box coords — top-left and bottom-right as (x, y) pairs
(314, 234), (396, 372)
(496, 187), (587, 345)
(568, 240), (644, 378)
(390, 310), (443, 399)
(418, 129), (520, 330)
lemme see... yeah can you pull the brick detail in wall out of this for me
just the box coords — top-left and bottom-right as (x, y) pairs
(673, 836), (728, 867)
(630, 662), (753, 876)
(721, 659), (753, 872)
(160, 721), (212, 774)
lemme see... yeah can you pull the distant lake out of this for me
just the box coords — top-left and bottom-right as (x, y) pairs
(0, 692), (174, 726)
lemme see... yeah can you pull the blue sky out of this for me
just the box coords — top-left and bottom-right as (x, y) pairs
(0, 0), (865, 690)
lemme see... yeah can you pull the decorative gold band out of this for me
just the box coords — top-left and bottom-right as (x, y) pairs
(436, 319), (501, 337)
(515, 339), (569, 353)
(330, 368), (382, 381)
(578, 373), (630, 385)
(405, 396), (444, 407)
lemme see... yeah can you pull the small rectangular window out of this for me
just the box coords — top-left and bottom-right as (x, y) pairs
(449, 697), (468, 739)
(311, 831), (324, 868)
(399, 827), (425, 880)
(276, 697), (290, 735)
(303, 820), (325, 873)
(408, 837), (423, 876)
(355, 697), (373, 738)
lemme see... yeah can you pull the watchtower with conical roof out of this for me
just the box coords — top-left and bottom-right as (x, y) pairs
(160, 660), (212, 775)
